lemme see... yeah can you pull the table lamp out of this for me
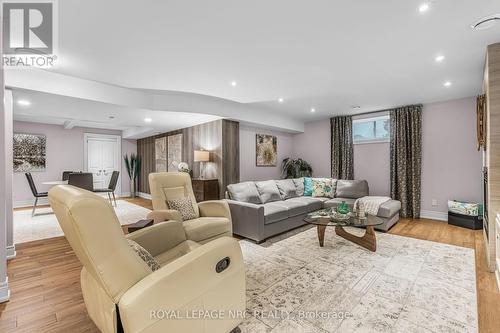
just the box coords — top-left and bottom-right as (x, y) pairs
(194, 150), (210, 179)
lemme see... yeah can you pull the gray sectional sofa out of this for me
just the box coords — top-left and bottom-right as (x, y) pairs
(226, 178), (401, 243)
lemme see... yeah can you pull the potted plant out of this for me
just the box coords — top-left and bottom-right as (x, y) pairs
(124, 153), (141, 198)
(281, 157), (313, 179)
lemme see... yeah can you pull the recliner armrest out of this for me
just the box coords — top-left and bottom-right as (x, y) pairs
(126, 221), (187, 257)
(118, 237), (245, 333)
(198, 200), (231, 219)
(147, 209), (183, 223)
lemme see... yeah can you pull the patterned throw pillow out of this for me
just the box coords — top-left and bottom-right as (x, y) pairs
(312, 178), (334, 198)
(303, 177), (313, 196)
(167, 196), (197, 221)
(127, 239), (161, 271)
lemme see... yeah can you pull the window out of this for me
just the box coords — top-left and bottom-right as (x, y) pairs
(353, 115), (390, 144)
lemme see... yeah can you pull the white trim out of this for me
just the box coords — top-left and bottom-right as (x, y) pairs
(0, 278), (10, 303)
(138, 192), (152, 200)
(420, 210), (448, 222)
(496, 258), (500, 292)
(14, 197), (49, 208)
(353, 139), (390, 145)
(83, 133), (122, 195)
(6, 245), (16, 260)
(120, 192), (131, 198)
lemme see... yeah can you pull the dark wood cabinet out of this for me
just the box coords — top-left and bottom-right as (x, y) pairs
(192, 179), (220, 202)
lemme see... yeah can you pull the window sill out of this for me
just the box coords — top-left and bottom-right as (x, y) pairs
(353, 139), (390, 145)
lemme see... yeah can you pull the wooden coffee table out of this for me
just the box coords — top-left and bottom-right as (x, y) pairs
(304, 208), (384, 252)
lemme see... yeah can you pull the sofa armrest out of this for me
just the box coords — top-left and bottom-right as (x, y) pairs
(118, 237), (245, 333)
(226, 200), (265, 242)
(147, 209), (183, 223)
(125, 221), (187, 257)
(198, 200), (231, 219)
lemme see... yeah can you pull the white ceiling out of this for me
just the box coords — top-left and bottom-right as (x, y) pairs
(9, 0), (500, 132)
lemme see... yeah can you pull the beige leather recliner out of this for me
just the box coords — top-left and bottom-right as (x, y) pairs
(48, 185), (245, 333)
(147, 172), (232, 244)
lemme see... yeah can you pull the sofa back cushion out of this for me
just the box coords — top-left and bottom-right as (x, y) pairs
(227, 182), (261, 204)
(312, 178), (335, 198)
(292, 178), (304, 196)
(336, 180), (369, 199)
(275, 179), (298, 200)
(255, 180), (282, 203)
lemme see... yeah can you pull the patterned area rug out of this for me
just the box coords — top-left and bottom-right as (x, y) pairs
(239, 226), (478, 333)
(14, 200), (151, 243)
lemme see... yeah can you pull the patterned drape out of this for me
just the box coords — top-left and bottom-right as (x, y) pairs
(390, 105), (422, 218)
(331, 116), (354, 179)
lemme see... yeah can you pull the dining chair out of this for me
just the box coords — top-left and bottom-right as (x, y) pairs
(62, 171), (74, 181)
(68, 172), (94, 191)
(94, 171), (120, 206)
(25, 172), (48, 217)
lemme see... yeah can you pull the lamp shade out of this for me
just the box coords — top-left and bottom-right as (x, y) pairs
(194, 150), (210, 162)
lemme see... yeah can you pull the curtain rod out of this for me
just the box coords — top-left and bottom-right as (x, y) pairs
(332, 104), (423, 118)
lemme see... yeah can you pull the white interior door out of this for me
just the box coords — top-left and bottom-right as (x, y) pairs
(84, 134), (121, 194)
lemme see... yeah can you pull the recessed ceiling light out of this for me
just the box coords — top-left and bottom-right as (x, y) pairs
(108, 115), (115, 120)
(471, 14), (500, 30)
(419, 3), (430, 13)
(230, 81), (237, 87)
(17, 99), (31, 106)
(435, 55), (445, 62)
(310, 108), (316, 113)
(144, 117), (152, 123)
(278, 98), (284, 103)
(352, 105), (361, 110)
(444, 81), (452, 87)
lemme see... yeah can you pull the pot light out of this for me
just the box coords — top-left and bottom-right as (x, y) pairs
(230, 81), (237, 87)
(278, 98), (284, 103)
(310, 108), (316, 113)
(144, 117), (152, 123)
(419, 3), (430, 13)
(435, 55), (445, 62)
(444, 81), (452, 87)
(352, 105), (361, 110)
(17, 99), (31, 106)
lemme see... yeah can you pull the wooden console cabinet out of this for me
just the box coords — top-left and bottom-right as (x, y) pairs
(192, 179), (220, 202)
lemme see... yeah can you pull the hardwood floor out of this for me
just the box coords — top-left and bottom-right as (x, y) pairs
(1, 199), (499, 332)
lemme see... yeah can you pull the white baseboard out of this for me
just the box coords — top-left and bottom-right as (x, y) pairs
(138, 192), (152, 200)
(0, 278), (10, 303)
(496, 259), (500, 293)
(6, 245), (16, 260)
(420, 210), (448, 222)
(120, 192), (131, 197)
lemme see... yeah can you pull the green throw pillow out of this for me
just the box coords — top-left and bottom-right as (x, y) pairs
(303, 177), (313, 196)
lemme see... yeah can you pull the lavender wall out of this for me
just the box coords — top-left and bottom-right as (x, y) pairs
(421, 97), (482, 216)
(239, 125), (293, 181)
(13, 121), (137, 206)
(291, 120), (331, 177)
(290, 97), (482, 217)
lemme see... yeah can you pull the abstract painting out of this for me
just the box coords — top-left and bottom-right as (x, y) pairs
(13, 133), (46, 172)
(167, 134), (183, 172)
(155, 137), (167, 172)
(256, 134), (277, 166)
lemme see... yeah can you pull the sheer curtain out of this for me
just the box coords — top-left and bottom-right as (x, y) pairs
(330, 116), (354, 179)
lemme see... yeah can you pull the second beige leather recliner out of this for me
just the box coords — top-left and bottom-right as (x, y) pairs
(147, 172), (232, 244)
(49, 185), (246, 333)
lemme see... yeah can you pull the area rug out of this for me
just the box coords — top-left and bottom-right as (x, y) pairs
(239, 226), (478, 333)
(14, 200), (151, 243)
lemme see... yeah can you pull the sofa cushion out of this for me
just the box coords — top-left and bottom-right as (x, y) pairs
(287, 197), (323, 211)
(377, 200), (402, 218)
(312, 178), (335, 198)
(335, 180), (369, 199)
(303, 177), (313, 196)
(275, 179), (298, 200)
(182, 217), (231, 242)
(227, 182), (261, 204)
(255, 180), (282, 204)
(262, 203), (289, 224)
(292, 178), (304, 196)
(279, 199), (311, 217)
(323, 198), (357, 210)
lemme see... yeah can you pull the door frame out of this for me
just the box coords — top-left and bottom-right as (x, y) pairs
(83, 133), (122, 196)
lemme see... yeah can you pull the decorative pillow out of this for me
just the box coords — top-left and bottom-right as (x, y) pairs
(227, 182), (261, 204)
(275, 179), (298, 199)
(303, 177), (313, 196)
(127, 239), (161, 271)
(167, 196), (197, 221)
(336, 180), (369, 199)
(255, 180), (282, 203)
(312, 178), (334, 198)
(292, 178), (304, 196)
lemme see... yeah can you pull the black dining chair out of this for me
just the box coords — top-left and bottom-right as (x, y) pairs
(68, 173), (94, 191)
(25, 172), (48, 217)
(94, 171), (120, 206)
(62, 171), (74, 181)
